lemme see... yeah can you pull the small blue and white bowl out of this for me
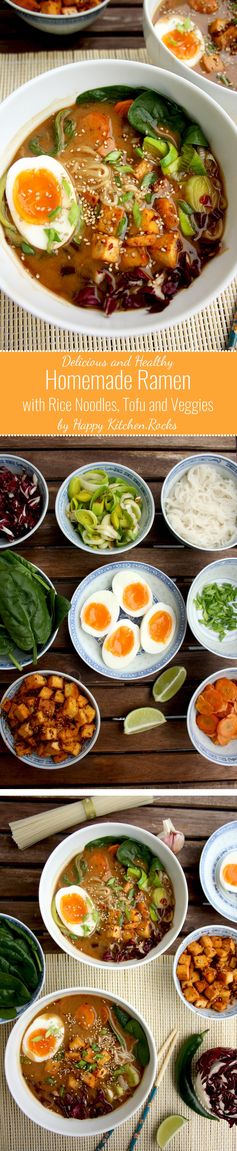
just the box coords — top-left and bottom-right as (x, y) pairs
(161, 454), (237, 551)
(200, 821), (237, 925)
(55, 462), (155, 556)
(0, 564), (60, 672)
(0, 912), (45, 1025)
(173, 925), (237, 1020)
(0, 670), (100, 770)
(0, 454), (48, 551)
(3, 0), (110, 36)
(69, 559), (187, 681)
(187, 667), (237, 767)
(187, 559), (237, 661)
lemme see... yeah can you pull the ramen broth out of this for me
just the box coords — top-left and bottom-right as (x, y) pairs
(153, 0), (237, 89)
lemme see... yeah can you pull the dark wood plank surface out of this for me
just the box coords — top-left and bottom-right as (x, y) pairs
(1, 795), (236, 951)
(0, 0), (143, 52)
(0, 436), (237, 790)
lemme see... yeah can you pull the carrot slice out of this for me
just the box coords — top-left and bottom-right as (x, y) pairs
(196, 713), (219, 737)
(88, 849), (111, 878)
(75, 1003), (97, 1028)
(114, 99), (134, 116)
(108, 843), (120, 855)
(216, 678), (237, 702)
(217, 715), (237, 741)
(99, 1002), (110, 1024)
(196, 692), (214, 716)
(204, 686), (227, 712)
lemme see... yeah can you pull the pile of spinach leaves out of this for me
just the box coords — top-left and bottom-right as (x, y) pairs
(0, 551), (70, 668)
(76, 84), (190, 140)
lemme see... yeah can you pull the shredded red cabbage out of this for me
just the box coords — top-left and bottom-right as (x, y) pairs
(195, 1047), (237, 1126)
(74, 251), (203, 316)
(0, 466), (42, 541)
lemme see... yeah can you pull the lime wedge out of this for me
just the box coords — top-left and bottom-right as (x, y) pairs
(153, 666), (187, 703)
(124, 707), (166, 735)
(156, 1115), (187, 1148)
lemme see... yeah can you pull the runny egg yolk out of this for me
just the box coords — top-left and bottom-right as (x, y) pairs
(27, 1029), (57, 1058)
(148, 609), (173, 644)
(83, 602), (111, 631)
(105, 625), (135, 657)
(222, 863), (237, 887)
(123, 582), (150, 613)
(59, 891), (88, 925)
(13, 168), (61, 225)
(162, 26), (200, 60)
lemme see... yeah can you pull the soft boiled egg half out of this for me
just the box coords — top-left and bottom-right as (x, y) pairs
(80, 590), (119, 638)
(22, 1014), (64, 1062)
(155, 15), (205, 67)
(5, 156), (79, 251)
(219, 851), (237, 895)
(140, 602), (176, 654)
(55, 885), (98, 937)
(102, 619), (140, 668)
(112, 571), (153, 618)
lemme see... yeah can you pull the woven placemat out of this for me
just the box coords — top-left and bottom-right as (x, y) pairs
(1, 952), (236, 1151)
(0, 48), (236, 352)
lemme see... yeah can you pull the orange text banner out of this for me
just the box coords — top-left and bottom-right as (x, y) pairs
(0, 351), (236, 437)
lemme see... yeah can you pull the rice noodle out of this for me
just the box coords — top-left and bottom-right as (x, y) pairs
(164, 464), (237, 548)
(67, 146), (111, 191)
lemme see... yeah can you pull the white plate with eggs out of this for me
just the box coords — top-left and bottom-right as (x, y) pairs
(199, 820), (237, 924)
(69, 561), (186, 681)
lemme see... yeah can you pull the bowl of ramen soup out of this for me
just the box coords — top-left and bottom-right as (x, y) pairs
(5, 987), (157, 1135)
(39, 821), (188, 968)
(0, 59), (237, 337)
(144, 0), (237, 117)
(3, 0), (110, 37)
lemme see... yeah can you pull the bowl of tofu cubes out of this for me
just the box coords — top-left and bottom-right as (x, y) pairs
(3, 0), (110, 36)
(173, 926), (237, 1019)
(0, 671), (100, 770)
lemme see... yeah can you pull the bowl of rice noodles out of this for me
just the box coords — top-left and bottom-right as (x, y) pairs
(161, 454), (237, 552)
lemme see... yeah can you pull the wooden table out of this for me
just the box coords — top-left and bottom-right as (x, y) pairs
(1, 794), (236, 951)
(0, 0), (143, 52)
(1, 435), (237, 791)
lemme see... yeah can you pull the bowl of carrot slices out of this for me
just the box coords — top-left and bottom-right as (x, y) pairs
(187, 669), (237, 765)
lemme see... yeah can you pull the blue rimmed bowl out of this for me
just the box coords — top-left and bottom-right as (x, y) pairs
(0, 563), (60, 673)
(0, 454), (48, 551)
(55, 462), (155, 556)
(187, 558), (237, 661)
(161, 454), (237, 552)
(69, 559), (187, 681)
(0, 670), (100, 770)
(187, 667), (237, 767)
(0, 912), (45, 1025)
(3, 0), (110, 36)
(173, 925), (237, 1020)
(200, 821), (237, 924)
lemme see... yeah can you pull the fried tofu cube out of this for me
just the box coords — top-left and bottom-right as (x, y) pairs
(18, 722), (33, 738)
(84, 705), (96, 723)
(153, 232), (180, 269)
(41, 0), (61, 12)
(77, 694), (88, 707)
(63, 697), (78, 720)
(68, 1075), (79, 1089)
(63, 741), (81, 756)
(69, 1037), (84, 1051)
(157, 196), (179, 230)
(64, 683), (79, 699)
(195, 997), (208, 1008)
(80, 724), (95, 740)
(39, 687), (53, 700)
(183, 988), (200, 1004)
(91, 235), (120, 264)
(97, 205), (124, 235)
(14, 703), (30, 721)
(54, 691), (64, 704)
(81, 1071), (96, 1088)
(35, 710), (46, 726)
(15, 743), (29, 757)
(187, 942), (203, 955)
(120, 246), (148, 269)
(48, 676), (64, 690)
(24, 674), (45, 691)
(195, 980), (207, 993)
(134, 159), (152, 181)
(194, 954), (209, 970)
(41, 726), (58, 741)
(204, 969), (217, 984)
(77, 709), (88, 726)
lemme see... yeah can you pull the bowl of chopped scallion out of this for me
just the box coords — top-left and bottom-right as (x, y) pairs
(187, 558), (237, 660)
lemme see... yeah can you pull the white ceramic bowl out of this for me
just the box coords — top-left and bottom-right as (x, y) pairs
(3, 0), (110, 35)
(0, 453), (48, 550)
(0, 563), (62, 672)
(0, 59), (237, 337)
(69, 560), (187, 681)
(187, 558), (237, 660)
(39, 820), (188, 969)
(144, 0), (237, 119)
(173, 925), (237, 1019)
(55, 461), (155, 555)
(0, 670), (100, 770)
(199, 820), (237, 924)
(5, 985), (157, 1136)
(0, 912), (45, 1025)
(187, 666), (237, 766)
(161, 454), (237, 552)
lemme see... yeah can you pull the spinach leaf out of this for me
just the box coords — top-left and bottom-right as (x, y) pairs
(116, 839), (152, 870)
(76, 86), (141, 105)
(53, 592), (71, 628)
(183, 123), (208, 147)
(86, 836), (120, 850)
(128, 89), (188, 140)
(113, 1007), (150, 1068)
(0, 626), (22, 670)
(0, 553), (70, 665)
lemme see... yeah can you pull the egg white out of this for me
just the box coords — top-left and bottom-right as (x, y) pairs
(219, 852), (237, 894)
(22, 1014), (64, 1062)
(102, 618), (140, 668)
(6, 156), (78, 251)
(112, 571), (153, 617)
(156, 16), (205, 67)
(55, 885), (97, 937)
(140, 601), (176, 654)
(80, 590), (119, 637)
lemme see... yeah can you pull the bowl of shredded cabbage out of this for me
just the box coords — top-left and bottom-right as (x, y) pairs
(161, 454), (237, 552)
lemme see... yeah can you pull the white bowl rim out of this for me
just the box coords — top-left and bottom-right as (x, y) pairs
(3, 0), (109, 18)
(173, 923), (237, 1018)
(187, 557), (237, 658)
(0, 58), (237, 336)
(144, 0), (236, 108)
(55, 460), (155, 555)
(0, 452), (49, 549)
(4, 983), (157, 1136)
(199, 819), (237, 921)
(187, 665), (237, 765)
(0, 911), (45, 1024)
(0, 669), (100, 769)
(39, 819), (188, 970)
(161, 452), (237, 551)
